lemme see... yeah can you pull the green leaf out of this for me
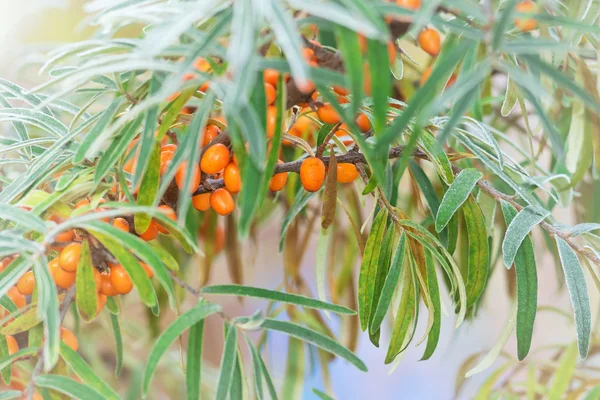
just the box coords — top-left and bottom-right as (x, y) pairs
(244, 335), (264, 400)
(1, 305), (41, 335)
(313, 388), (335, 400)
(556, 237), (591, 358)
(502, 206), (548, 268)
(279, 190), (317, 251)
(201, 285), (354, 315)
(109, 313), (123, 376)
(258, 347), (278, 400)
(33, 259), (60, 371)
(417, 132), (454, 185)
(282, 337), (304, 400)
(583, 386), (600, 400)
(366, 38), (391, 135)
(262, 318), (367, 372)
(35, 375), (106, 400)
(463, 195), (490, 307)
(368, 225), (395, 346)
(335, 27), (363, 115)
(491, 0), (518, 50)
(186, 320), (204, 400)
(435, 168), (482, 232)
(59, 342), (120, 399)
(0, 348), (37, 371)
(134, 142), (161, 234)
(421, 250), (441, 360)
(0, 336), (11, 384)
(215, 324), (238, 400)
(0, 204), (47, 232)
(548, 343), (578, 399)
(501, 76), (519, 117)
(358, 208), (389, 331)
(0, 390), (21, 400)
(500, 201), (537, 360)
(75, 97), (124, 162)
(370, 231), (407, 333)
(142, 301), (221, 396)
(75, 239), (98, 322)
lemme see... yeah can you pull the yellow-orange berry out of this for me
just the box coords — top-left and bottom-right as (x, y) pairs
(269, 160), (288, 192)
(192, 193), (212, 211)
(209, 189), (235, 216)
(175, 162), (201, 193)
(420, 66), (433, 86)
(202, 125), (221, 146)
(223, 163), (242, 194)
(316, 103), (341, 125)
(141, 263), (154, 279)
(200, 143), (230, 174)
(156, 205), (176, 234)
(49, 258), (76, 289)
(266, 106), (277, 138)
(5, 335), (18, 355)
(110, 264), (133, 295)
(140, 221), (159, 241)
(59, 243), (81, 273)
(418, 28), (441, 56)
(337, 163), (359, 183)
(100, 273), (118, 296)
(16, 271), (35, 296)
(112, 217), (130, 233)
(264, 69), (279, 87)
(515, 1), (537, 31)
(60, 327), (78, 351)
(96, 293), (107, 315)
(7, 287), (25, 309)
(396, 0), (421, 10)
(300, 157), (326, 192)
(356, 113), (371, 132)
(265, 83), (276, 106)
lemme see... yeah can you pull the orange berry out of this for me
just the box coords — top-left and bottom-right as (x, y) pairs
(356, 113), (371, 132)
(300, 157), (326, 192)
(96, 293), (107, 315)
(192, 193), (211, 211)
(193, 57), (211, 72)
(264, 69), (279, 87)
(303, 48), (315, 61)
(447, 73), (457, 87)
(112, 217), (130, 233)
(141, 263), (154, 279)
(7, 287), (25, 309)
(418, 28), (441, 56)
(139, 221), (159, 241)
(60, 327), (78, 352)
(162, 144), (177, 153)
(266, 106), (278, 138)
(175, 162), (201, 193)
(269, 160), (288, 192)
(420, 66), (433, 86)
(110, 264), (133, 295)
(333, 85), (349, 96)
(100, 273), (117, 296)
(156, 205), (176, 234)
(55, 229), (75, 243)
(396, 0), (421, 10)
(317, 103), (341, 125)
(337, 163), (359, 183)
(49, 258), (76, 289)
(160, 150), (175, 176)
(200, 143), (230, 174)
(74, 199), (90, 209)
(5, 335), (18, 355)
(293, 107), (319, 136)
(59, 243), (81, 273)
(202, 125), (221, 146)
(223, 163), (242, 194)
(515, 1), (537, 31)
(16, 271), (35, 296)
(209, 189), (235, 216)
(265, 83), (276, 106)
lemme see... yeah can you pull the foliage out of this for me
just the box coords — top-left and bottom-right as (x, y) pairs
(1, 0), (600, 398)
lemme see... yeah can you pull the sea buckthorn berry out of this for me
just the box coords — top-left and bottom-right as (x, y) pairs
(317, 103), (341, 125)
(387, 41), (397, 65)
(156, 205), (177, 234)
(55, 229), (75, 243)
(200, 143), (230, 174)
(210, 188), (235, 216)
(192, 193), (212, 211)
(100, 273), (117, 296)
(7, 287), (26, 309)
(162, 144), (177, 153)
(49, 258), (75, 289)
(60, 327), (78, 351)
(515, 1), (537, 31)
(110, 264), (133, 295)
(420, 66), (433, 86)
(59, 243), (82, 273)
(160, 150), (175, 176)
(203, 124), (221, 146)
(175, 162), (201, 193)
(74, 198), (90, 209)
(356, 113), (371, 132)
(141, 263), (154, 279)
(112, 217), (130, 233)
(193, 57), (211, 72)
(337, 163), (359, 183)
(266, 106), (277, 138)
(96, 293), (107, 315)
(16, 271), (35, 296)
(303, 48), (315, 61)
(300, 157), (326, 192)
(140, 221), (159, 241)
(333, 85), (349, 96)
(264, 69), (279, 87)
(224, 163), (242, 194)
(447, 73), (457, 87)
(396, 0), (421, 10)
(5, 335), (18, 355)
(418, 28), (441, 56)
(269, 160), (288, 192)
(265, 83), (276, 106)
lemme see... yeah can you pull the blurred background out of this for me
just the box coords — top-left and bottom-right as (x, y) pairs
(0, 1), (593, 399)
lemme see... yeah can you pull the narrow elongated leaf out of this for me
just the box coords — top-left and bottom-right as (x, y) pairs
(201, 285), (354, 315)
(315, 228), (332, 320)
(142, 302), (221, 396)
(75, 97), (124, 162)
(134, 142), (161, 234)
(321, 152), (337, 229)
(502, 206), (548, 268)
(32, 259), (60, 371)
(556, 237), (591, 358)
(500, 201), (537, 360)
(109, 313), (123, 376)
(0, 205), (46, 232)
(186, 320), (204, 400)
(548, 343), (578, 399)
(258, 347), (279, 400)
(59, 342), (120, 399)
(279, 191), (316, 251)
(35, 375), (106, 400)
(244, 335), (264, 400)
(463, 196), (489, 307)
(368, 226), (396, 344)
(0, 336), (11, 384)
(358, 208), (389, 331)
(215, 324), (238, 400)
(421, 250), (441, 360)
(491, 0), (518, 50)
(282, 337), (304, 400)
(366, 38), (391, 135)
(435, 168), (482, 232)
(75, 239), (98, 322)
(0, 391), (21, 400)
(262, 318), (367, 372)
(335, 27), (364, 115)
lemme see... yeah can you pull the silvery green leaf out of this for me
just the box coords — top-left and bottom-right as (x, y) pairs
(502, 206), (549, 268)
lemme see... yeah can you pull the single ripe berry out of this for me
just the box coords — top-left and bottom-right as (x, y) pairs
(202, 125), (221, 146)
(100, 273), (118, 296)
(5, 335), (18, 355)
(55, 229), (75, 243)
(266, 106), (277, 138)
(396, 0), (421, 10)
(300, 157), (326, 192)
(74, 198), (90, 209)
(200, 143), (230, 174)
(141, 263), (154, 279)
(16, 271), (35, 296)
(162, 144), (177, 153)
(264, 69), (279, 87)
(337, 163), (359, 183)
(356, 113), (371, 132)
(96, 293), (107, 315)
(420, 66), (433, 86)
(160, 150), (175, 176)
(113, 217), (130, 232)
(175, 162), (201, 193)
(210, 189), (235, 216)
(192, 193), (212, 211)
(59, 243), (82, 273)
(110, 264), (134, 295)
(7, 287), (25, 309)
(224, 163), (242, 194)
(49, 258), (76, 289)
(140, 221), (159, 241)
(418, 28), (441, 56)
(387, 41), (397, 65)
(265, 83), (276, 106)
(60, 327), (79, 351)
(156, 205), (177, 234)
(514, 1), (537, 31)
(269, 160), (288, 192)
(316, 103), (341, 125)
